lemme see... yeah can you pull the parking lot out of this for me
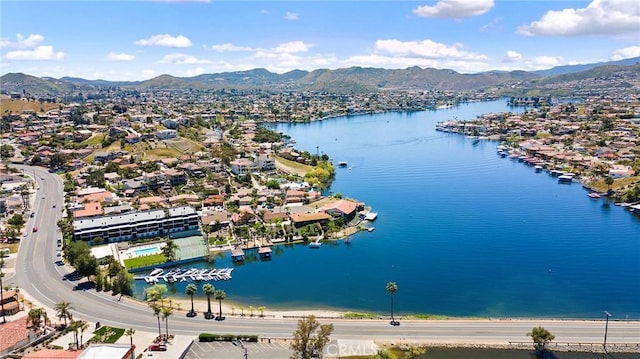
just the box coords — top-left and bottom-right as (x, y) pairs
(183, 341), (292, 359)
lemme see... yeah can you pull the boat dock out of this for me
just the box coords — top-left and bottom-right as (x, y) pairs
(134, 267), (233, 284)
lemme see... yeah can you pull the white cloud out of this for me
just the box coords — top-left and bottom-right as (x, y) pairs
(273, 41), (312, 54)
(5, 45), (65, 61)
(14, 34), (45, 49)
(413, 0), (494, 18)
(518, 0), (640, 36)
(159, 53), (212, 65)
(502, 50), (522, 63)
(209, 43), (254, 52)
(106, 52), (135, 61)
(1, 33), (65, 61)
(284, 11), (299, 20)
(480, 17), (502, 32)
(374, 39), (488, 61)
(525, 56), (564, 69)
(611, 46), (640, 60)
(134, 34), (192, 48)
(260, 9), (269, 15)
(142, 69), (156, 78)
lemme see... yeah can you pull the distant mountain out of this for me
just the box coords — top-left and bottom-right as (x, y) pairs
(0, 72), (81, 96)
(533, 57), (640, 77)
(2, 57), (638, 96)
(532, 63), (640, 85)
(61, 76), (138, 87)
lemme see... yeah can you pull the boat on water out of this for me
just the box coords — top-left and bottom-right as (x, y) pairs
(149, 268), (164, 276)
(367, 227), (375, 232)
(534, 165), (543, 173)
(587, 192), (601, 199)
(558, 173), (575, 183)
(338, 161), (348, 167)
(364, 212), (378, 221)
(309, 241), (321, 248)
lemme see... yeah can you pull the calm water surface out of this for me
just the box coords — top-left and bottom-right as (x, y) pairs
(135, 100), (640, 319)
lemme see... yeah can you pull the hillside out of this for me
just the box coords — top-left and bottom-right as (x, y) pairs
(1, 57), (638, 96)
(533, 56), (640, 77)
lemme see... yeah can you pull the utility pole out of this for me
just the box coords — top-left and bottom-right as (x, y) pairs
(603, 310), (612, 350)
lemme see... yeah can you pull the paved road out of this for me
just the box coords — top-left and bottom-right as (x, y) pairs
(7, 165), (640, 345)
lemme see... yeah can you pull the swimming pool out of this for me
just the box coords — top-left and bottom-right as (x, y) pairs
(134, 246), (160, 256)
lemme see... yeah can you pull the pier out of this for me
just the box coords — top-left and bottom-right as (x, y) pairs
(134, 267), (233, 284)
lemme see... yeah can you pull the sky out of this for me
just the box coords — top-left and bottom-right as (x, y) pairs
(1, 0), (639, 81)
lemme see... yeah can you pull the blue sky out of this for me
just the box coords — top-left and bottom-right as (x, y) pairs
(1, 0), (639, 81)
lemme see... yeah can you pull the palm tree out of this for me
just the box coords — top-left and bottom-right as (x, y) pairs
(214, 289), (226, 321)
(185, 283), (197, 317)
(125, 328), (136, 350)
(161, 306), (173, 341)
(386, 282), (398, 326)
(258, 306), (266, 318)
(54, 301), (74, 327)
(69, 320), (80, 349)
(79, 321), (89, 348)
(27, 307), (44, 328)
(202, 283), (214, 320)
(151, 303), (162, 339)
(162, 240), (178, 262)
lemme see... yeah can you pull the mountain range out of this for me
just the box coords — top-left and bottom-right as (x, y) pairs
(1, 57), (638, 97)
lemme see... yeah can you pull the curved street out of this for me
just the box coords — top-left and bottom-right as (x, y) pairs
(5, 165), (640, 345)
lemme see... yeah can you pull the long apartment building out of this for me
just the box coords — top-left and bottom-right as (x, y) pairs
(73, 206), (199, 243)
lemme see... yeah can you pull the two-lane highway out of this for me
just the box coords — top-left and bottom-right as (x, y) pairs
(7, 165), (640, 345)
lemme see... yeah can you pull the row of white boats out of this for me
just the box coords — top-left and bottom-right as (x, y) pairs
(137, 267), (234, 284)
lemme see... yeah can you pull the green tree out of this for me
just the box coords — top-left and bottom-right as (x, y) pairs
(145, 284), (167, 303)
(290, 315), (334, 359)
(214, 289), (226, 320)
(386, 282), (398, 325)
(69, 320), (81, 349)
(54, 301), (73, 327)
(7, 214), (25, 228)
(79, 321), (89, 348)
(186, 283), (197, 317)
(74, 253), (98, 282)
(113, 270), (133, 296)
(527, 326), (555, 356)
(372, 349), (397, 359)
(161, 306), (173, 341)
(605, 176), (614, 191)
(125, 328), (135, 351)
(64, 240), (91, 266)
(162, 240), (178, 262)
(405, 345), (426, 359)
(203, 283), (214, 319)
(150, 303), (162, 339)
(27, 307), (47, 328)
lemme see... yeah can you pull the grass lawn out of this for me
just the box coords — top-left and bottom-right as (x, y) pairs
(91, 325), (125, 344)
(341, 312), (379, 319)
(0, 99), (61, 115)
(0, 242), (20, 254)
(123, 253), (166, 269)
(273, 155), (313, 176)
(588, 176), (639, 193)
(81, 134), (106, 146)
(145, 147), (183, 160)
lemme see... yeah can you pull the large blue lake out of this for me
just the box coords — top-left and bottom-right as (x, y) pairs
(135, 100), (640, 319)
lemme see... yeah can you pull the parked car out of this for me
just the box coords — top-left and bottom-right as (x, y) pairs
(147, 344), (167, 351)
